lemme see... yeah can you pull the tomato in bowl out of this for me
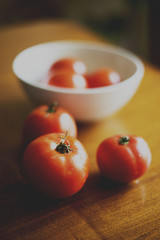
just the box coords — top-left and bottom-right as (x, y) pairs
(12, 41), (144, 121)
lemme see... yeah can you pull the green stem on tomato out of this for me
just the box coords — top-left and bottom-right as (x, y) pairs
(119, 136), (130, 145)
(56, 141), (70, 154)
(47, 101), (58, 113)
(56, 132), (76, 154)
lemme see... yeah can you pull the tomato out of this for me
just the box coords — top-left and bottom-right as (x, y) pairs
(97, 135), (152, 183)
(48, 71), (88, 89)
(23, 102), (77, 145)
(87, 68), (121, 88)
(49, 58), (87, 76)
(22, 132), (89, 198)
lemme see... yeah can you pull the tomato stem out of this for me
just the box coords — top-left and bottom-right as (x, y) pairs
(47, 101), (58, 113)
(119, 136), (130, 145)
(56, 142), (70, 154)
(56, 132), (75, 154)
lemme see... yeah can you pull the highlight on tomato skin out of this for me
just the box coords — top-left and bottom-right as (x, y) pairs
(87, 68), (121, 88)
(22, 132), (90, 199)
(96, 135), (152, 183)
(22, 102), (77, 145)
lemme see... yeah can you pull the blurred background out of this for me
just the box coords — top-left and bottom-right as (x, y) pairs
(0, 0), (159, 67)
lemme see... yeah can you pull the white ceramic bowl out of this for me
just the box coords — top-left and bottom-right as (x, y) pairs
(12, 41), (144, 122)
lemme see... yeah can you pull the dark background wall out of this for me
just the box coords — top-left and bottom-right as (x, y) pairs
(0, 0), (159, 67)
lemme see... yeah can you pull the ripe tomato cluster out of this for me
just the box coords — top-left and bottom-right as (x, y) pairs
(46, 58), (121, 89)
(22, 58), (151, 199)
(22, 101), (152, 199)
(47, 58), (88, 89)
(22, 102), (89, 199)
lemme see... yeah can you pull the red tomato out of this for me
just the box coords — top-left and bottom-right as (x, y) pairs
(87, 68), (121, 88)
(22, 132), (89, 198)
(23, 102), (77, 145)
(49, 58), (87, 76)
(48, 71), (88, 89)
(97, 135), (152, 183)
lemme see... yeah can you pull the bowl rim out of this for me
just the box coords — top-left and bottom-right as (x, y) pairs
(12, 40), (145, 95)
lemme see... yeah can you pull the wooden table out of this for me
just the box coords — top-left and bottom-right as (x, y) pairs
(0, 20), (160, 240)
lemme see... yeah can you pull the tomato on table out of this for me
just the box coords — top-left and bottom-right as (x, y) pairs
(97, 135), (152, 183)
(49, 57), (87, 76)
(87, 68), (121, 88)
(48, 71), (88, 89)
(23, 102), (77, 145)
(22, 132), (89, 199)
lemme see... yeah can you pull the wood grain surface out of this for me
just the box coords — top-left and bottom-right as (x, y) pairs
(0, 20), (160, 240)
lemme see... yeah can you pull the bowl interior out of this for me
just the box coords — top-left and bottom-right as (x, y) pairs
(13, 41), (138, 89)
